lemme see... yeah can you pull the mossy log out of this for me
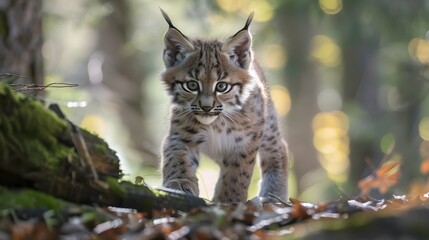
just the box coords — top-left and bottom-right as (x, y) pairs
(0, 83), (205, 211)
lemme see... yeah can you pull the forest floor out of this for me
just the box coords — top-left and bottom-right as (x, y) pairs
(2, 80), (429, 239)
(2, 186), (429, 239)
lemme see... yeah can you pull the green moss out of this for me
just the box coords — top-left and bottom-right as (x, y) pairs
(93, 142), (108, 155)
(106, 177), (126, 197)
(0, 186), (68, 211)
(81, 128), (112, 155)
(0, 83), (76, 171)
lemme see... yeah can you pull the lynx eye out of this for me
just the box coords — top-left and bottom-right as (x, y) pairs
(184, 80), (199, 92)
(215, 82), (230, 93)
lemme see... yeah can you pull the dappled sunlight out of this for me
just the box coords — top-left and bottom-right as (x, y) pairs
(216, 0), (274, 22)
(319, 155), (349, 183)
(319, 0), (343, 15)
(408, 38), (429, 64)
(314, 132), (349, 154)
(216, 0), (250, 13)
(260, 44), (287, 69)
(196, 157), (262, 201)
(419, 117), (429, 141)
(196, 156), (220, 200)
(271, 85), (291, 117)
(196, 156), (297, 200)
(312, 111), (349, 131)
(313, 111), (350, 183)
(317, 88), (342, 112)
(246, 0), (274, 22)
(81, 114), (106, 137)
(311, 35), (341, 67)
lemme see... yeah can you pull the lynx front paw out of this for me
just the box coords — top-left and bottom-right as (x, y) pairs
(163, 178), (199, 196)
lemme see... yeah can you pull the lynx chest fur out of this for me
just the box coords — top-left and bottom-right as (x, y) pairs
(160, 10), (289, 203)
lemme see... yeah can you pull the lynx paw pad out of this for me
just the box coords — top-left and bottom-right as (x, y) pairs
(163, 179), (199, 196)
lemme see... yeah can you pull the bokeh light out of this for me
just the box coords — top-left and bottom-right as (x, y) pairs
(419, 117), (429, 141)
(312, 111), (350, 183)
(260, 44), (287, 69)
(317, 88), (342, 112)
(380, 133), (395, 154)
(247, 0), (274, 22)
(271, 85), (292, 117)
(319, 0), (343, 15)
(311, 35), (341, 67)
(312, 111), (349, 131)
(81, 114), (106, 137)
(216, 0), (250, 13)
(408, 38), (429, 64)
(216, 0), (274, 22)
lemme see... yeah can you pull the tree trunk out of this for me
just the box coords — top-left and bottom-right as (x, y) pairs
(337, 6), (383, 188)
(341, 39), (382, 185)
(95, 0), (158, 165)
(276, 6), (320, 193)
(0, 0), (44, 95)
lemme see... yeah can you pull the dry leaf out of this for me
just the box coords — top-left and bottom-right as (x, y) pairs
(376, 161), (400, 177)
(290, 198), (311, 220)
(358, 161), (401, 195)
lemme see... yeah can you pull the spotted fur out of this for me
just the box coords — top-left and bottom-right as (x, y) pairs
(160, 10), (289, 202)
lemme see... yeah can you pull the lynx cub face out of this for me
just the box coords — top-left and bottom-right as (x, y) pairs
(161, 12), (254, 126)
(160, 10), (289, 203)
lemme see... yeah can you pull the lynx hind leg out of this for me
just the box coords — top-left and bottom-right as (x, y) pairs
(213, 154), (257, 203)
(258, 132), (289, 201)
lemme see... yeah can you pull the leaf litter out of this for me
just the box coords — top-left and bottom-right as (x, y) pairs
(2, 160), (429, 239)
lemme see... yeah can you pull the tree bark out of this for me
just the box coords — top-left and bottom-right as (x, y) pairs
(0, 0), (44, 95)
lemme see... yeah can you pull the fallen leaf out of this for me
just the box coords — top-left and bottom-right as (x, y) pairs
(290, 198), (312, 220)
(376, 161), (400, 177)
(358, 161), (401, 195)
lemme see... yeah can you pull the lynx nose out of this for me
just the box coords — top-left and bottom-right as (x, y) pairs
(199, 97), (214, 112)
(200, 105), (213, 112)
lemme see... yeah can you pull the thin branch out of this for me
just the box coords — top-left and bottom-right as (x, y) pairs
(10, 82), (79, 92)
(268, 193), (291, 207)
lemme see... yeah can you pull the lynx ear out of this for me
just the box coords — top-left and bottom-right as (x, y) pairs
(160, 9), (195, 67)
(222, 12), (254, 69)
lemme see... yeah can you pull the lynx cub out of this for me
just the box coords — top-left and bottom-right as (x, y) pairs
(160, 10), (289, 202)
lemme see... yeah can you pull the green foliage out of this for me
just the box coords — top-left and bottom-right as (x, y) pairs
(0, 186), (67, 211)
(0, 83), (76, 171)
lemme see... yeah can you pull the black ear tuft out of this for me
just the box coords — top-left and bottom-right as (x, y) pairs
(221, 13), (254, 69)
(160, 8), (174, 29)
(243, 12), (254, 30)
(161, 9), (195, 68)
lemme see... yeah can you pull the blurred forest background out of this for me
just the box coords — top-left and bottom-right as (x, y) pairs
(2, 0), (429, 202)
